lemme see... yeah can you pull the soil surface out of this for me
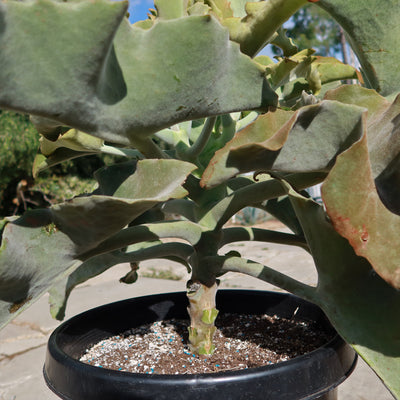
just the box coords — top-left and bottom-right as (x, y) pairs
(80, 313), (333, 375)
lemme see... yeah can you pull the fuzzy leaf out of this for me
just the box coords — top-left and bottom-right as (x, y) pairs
(272, 53), (359, 104)
(218, 0), (309, 56)
(270, 27), (298, 57)
(154, 127), (191, 149)
(319, 0), (400, 96)
(325, 85), (400, 214)
(94, 160), (139, 196)
(0, 159), (195, 327)
(265, 49), (316, 90)
(40, 130), (104, 156)
(284, 186), (400, 398)
(205, 0), (234, 18)
(32, 129), (105, 176)
(0, 0), (276, 145)
(324, 85), (389, 121)
(201, 100), (365, 188)
(201, 108), (295, 187)
(322, 134), (400, 289)
(0, 214), (81, 329)
(49, 243), (154, 320)
(218, 0), (246, 17)
(33, 149), (92, 178)
(154, 0), (186, 19)
(48, 252), (124, 320)
(51, 160), (196, 252)
(312, 56), (360, 85)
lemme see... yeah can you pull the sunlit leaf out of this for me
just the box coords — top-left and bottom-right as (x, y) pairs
(0, 0), (276, 145)
(202, 100), (365, 188)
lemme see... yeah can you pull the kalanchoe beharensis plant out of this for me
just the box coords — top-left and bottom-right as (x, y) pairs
(0, 0), (399, 396)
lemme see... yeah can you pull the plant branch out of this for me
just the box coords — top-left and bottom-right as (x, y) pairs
(202, 172), (326, 229)
(221, 227), (309, 251)
(184, 116), (217, 161)
(129, 136), (168, 159)
(118, 241), (194, 265)
(219, 114), (236, 145)
(218, 255), (317, 302)
(80, 221), (202, 260)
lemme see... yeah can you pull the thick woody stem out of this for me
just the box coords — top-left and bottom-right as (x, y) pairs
(186, 281), (219, 355)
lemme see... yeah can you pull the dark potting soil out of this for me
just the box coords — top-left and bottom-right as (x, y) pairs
(80, 314), (332, 374)
(80, 313), (333, 375)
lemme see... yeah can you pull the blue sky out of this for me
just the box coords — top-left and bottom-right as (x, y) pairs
(126, 0), (154, 22)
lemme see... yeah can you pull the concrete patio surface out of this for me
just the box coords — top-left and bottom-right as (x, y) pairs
(0, 228), (394, 400)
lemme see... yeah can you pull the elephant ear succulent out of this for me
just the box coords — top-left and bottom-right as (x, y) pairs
(0, 0), (400, 397)
(0, 0), (277, 147)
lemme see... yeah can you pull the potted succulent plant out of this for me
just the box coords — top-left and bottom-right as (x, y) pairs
(0, 0), (399, 398)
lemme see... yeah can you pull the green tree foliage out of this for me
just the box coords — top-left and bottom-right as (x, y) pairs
(0, 110), (39, 214)
(0, 110), (102, 216)
(274, 4), (342, 57)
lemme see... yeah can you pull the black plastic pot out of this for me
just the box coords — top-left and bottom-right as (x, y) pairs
(44, 290), (357, 400)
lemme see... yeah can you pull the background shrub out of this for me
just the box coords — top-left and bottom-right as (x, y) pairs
(0, 110), (40, 215)
(0, 110), (102, 216)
